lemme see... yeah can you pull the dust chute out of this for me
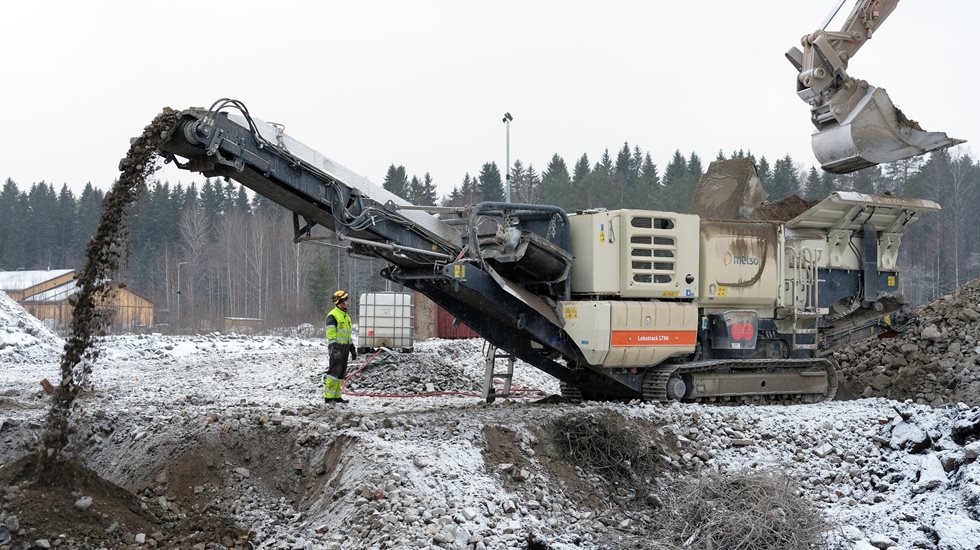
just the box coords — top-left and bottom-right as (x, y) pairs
(787, 0), (963, 174)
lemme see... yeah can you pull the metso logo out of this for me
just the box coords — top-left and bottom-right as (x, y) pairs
(723, 251), (760, 266)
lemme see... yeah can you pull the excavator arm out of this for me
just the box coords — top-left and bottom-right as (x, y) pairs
(787, 0), (963, 173)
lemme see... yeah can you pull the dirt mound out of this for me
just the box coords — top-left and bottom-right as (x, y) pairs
(749, 194), (816, 222)
(835, 276), (980, 406)
(0, 454), (247, 548)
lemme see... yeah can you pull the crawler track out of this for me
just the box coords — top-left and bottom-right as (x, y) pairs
(642, 358), (838, 405)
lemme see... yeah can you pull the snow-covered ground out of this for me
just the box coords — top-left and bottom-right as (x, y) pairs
(2, 292), (980, 549)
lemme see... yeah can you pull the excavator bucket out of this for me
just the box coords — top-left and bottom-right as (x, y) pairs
(812, 85), (964, 174)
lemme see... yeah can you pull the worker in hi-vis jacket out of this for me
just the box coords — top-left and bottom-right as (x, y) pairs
(324, 290), (356, 403)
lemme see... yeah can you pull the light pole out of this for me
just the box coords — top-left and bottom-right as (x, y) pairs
(502, 112), (513, 203)
(176, 261), (187, 331)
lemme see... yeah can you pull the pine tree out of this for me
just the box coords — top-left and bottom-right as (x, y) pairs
(184, 182), (199, 209)
(509, 160), (527, 202)
(520, 163), (540, 204)
(477, 162), (504, 203)
(661, 150), (691, 212)
(406, 175), (422, 205)
(588, 149), (615, 208)
(234, 185), (250, 212)
(0, 179), (21, 269)
(818, 171), (837, 198)
(7, 191), (31, 269)
(569, 154), (590, 211)
(27, 182), (59, 268)
(538, 154), (571, 208)
(54, 184), (77, 267)
(716, 150), (726, 161)
(383, 164), (409, 199)
(613, 143), (632, 209)
(76, 183), (104, 253)
(804, 167), (822, 200)
(418, 172), (438, 206)
(308, 251), (335, 315)
(640, 153), (661, 209)
(201, 178), (224, 235)
(767, 154), (801, 199)
(687, 152), (704, 182)
(756, 156), (772, 188)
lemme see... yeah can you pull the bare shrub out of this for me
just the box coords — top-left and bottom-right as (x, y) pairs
(653, 469), (827, 550)
(549, 410), (667, 484)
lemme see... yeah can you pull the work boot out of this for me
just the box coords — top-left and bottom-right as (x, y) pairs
(336, 397), (349, 404)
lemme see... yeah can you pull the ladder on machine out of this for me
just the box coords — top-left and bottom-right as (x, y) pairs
(481, 342), (514, 403)
(789, 246), (822, 351)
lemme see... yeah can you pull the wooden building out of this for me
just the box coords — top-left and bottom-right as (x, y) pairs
(0, 269), (154, 332)
(413, 291), (479, 340)
(223, 317), (265, 334)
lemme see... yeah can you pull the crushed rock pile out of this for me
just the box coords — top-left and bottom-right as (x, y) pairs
(835, 277), (980, 406)
(5, 330), (980, 547)
(0, 291), (62, 364)
(344, 339), (559, 398)
(635, 399), (980, 549)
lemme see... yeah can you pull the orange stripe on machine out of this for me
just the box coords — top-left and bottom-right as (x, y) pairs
(610, 330), (697, 347)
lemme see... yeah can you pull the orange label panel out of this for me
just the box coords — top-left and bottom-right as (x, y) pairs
(611, 330), (697, 347)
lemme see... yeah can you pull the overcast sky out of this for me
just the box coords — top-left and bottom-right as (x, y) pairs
(1, 1), (975, 199)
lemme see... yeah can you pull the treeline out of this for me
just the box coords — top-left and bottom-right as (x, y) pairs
(1, 145), (978, 331)
(0, 177), (389, 331)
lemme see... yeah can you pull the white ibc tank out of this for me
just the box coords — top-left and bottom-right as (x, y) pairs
(357, 292), (414, 351)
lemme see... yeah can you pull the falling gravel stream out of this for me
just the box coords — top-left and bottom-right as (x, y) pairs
(37, 108), (178, 479)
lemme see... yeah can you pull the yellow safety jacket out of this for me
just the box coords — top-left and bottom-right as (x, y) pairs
(325, 307), (353, 345)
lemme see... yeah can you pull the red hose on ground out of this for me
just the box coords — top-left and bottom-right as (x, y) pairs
(341, 349), (545, 399)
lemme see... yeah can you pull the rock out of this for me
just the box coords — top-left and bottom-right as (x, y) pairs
(867, 533), (895, 549)
(921, 324), (943, 341)
(462, 507), (478, 521)
(646, 493), (664, 508)
(890, 422), (932, 453)
(135, 533), (147, 544)
(841, 525), (863, 541)
(914, 454), (947, 493)
(234, 467), (251, 478)
(34, 540), (51, 549)
(74, 496), (93, 511)
(513, 468), (530, 482)
(964, 441), (980, 461)
(952, 410), (980, 445)
(870, 374), (892, 391)
(814, 443), (834, 458)
(960, 308), (980, 322)
(934, 514), (980, 550)
(413, 456), (427, 469)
